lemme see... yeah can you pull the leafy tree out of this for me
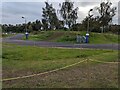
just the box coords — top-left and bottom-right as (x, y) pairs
(16, 24), (24, 33)
(42, 2), (59, 30)
(96, 0), (117, 33)
(34, 20), (42, 31)
(31, 22), (36, 31)
(71, 23), (83, 31)
(27, 21), (33, 32)
(42, 19), (48, 30)
(59, 0), (78, 29)
(2, 24), (8, 32)
(58, 20), (64, 29)
(82, 16), (101, 33)
(109, 25), (120, 34)
(82, 0), (117, 33)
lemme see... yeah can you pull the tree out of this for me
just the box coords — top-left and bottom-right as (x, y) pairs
(82, 15), (102, 33)
(16, 24), (24, 33)
(2, 24), (8, 32)
(27, 21), (33, 32)
(42, 2), (59, 30)
(42, 19), (48, 30)
(58, 20), (64, 29)
(35, 20), (42, 31)
(59, 0), (78, 29)
(96, 0), (117, 33)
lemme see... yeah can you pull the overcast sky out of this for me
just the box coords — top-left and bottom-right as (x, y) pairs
(0, 0), (120, 25)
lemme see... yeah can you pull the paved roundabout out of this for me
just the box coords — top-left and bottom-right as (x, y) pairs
(2, 34), (119, 50)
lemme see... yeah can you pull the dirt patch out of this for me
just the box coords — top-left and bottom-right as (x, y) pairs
(2, 62), (118, 88)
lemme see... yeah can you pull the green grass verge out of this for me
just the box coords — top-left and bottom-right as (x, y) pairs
(23, 31), (54, 41)
(2, 43), (118, 75)
(23, 31), (118, 44)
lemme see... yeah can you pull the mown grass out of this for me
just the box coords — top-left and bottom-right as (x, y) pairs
(23, 31), (118, 44)
(2, 44), (113, 72)
(23, 31), (53, 41)
(2, 43), (118, 88)
(89, 33), (118, 44)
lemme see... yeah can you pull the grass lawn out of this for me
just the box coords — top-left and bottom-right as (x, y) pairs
(2, 43), (118, 88)
(22, 31), (118, 44)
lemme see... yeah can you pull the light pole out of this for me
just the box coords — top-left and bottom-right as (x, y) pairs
(86, 9), (93, 43)
(22, 16), (27, 32)
(22, 16), (29, 39)
(87, 9), (93, 33)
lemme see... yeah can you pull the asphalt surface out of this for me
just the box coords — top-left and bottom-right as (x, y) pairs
(2, 34), (119, 50)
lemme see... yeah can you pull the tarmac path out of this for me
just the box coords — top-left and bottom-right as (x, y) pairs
(2, 34), (119, 50)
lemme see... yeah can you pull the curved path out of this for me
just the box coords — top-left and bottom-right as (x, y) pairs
(2, 34), (119, 50)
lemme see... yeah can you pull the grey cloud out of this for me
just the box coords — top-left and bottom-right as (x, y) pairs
(1, 1), (119, 25)
(2, 2), (44, 16)
(77, 2), (99, 7)
(118, 1), (120, 24)
(2, 2), (45, 24)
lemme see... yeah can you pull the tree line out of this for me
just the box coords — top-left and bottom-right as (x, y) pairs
(1, 0), (119, 33)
